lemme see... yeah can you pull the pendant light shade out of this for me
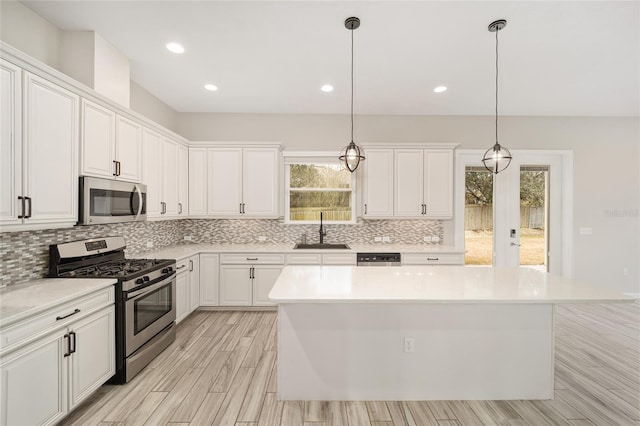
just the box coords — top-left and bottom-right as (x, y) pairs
(482, 19), (512, 174)
(339, 16), (365, 173)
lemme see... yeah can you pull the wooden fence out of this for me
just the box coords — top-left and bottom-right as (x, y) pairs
(465, 205), (544, 230)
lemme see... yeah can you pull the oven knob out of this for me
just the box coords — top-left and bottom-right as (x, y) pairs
(135, 278), (144, 285)
(162, 267), (173, 274)
(143, 276), (150, 282)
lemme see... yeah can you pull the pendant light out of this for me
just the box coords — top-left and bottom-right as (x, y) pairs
(482, 19), (512, 174)
(339, 16), (365, 173)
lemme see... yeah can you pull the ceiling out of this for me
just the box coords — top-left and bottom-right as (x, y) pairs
(23, 1), (640, 117)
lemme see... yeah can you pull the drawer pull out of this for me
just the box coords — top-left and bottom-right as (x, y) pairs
(427, 257), (439, 261)
(56, 308), (81, 321)
(246, 257), (258, 261)
(176, 265), (186, 270)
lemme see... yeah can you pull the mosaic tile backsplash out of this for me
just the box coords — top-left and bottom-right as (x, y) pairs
(0, 218), (442, 287)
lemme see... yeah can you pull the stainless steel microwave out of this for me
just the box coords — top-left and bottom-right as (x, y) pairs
(79, 176), (147, 225)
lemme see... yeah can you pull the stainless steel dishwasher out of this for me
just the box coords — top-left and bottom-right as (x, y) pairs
(356, 252), (401, 266)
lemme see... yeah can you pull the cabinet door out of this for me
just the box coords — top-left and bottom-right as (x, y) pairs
(0, 329), (68, 426)
(162, 139), (179, 217)
(0, 60), (22, 226)
(362, 148), (394, 218)
(115, 116), (142, 182)
(208, 148), (243, 216)
(424, 150), (454, 218)
(219, 265), (252, 306)
(188, 148), (207, 216)
(142, 128), (163, 217)
(24, 73), (79, 225)
(188, 255), (200, 312)
(394, 149), (424, 217)
(243, 148), (279, 217)
(176, 271), (190, 323)
(253, 265), (283, 306)
(178, 144), (189, 216)
(81, 99), (116, 179)
(200, 253), (219, 306)
(68, 305), (115, 410)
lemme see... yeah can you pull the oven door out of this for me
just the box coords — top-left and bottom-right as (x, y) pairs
(80, 176), (147, 225)
(125, 273), (176, 357)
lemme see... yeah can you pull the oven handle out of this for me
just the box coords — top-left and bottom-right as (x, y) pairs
(133, 184), (143, 220)
(126, 272), (175, 300)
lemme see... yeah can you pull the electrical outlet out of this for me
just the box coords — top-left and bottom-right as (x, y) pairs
(146, 241), (154, 248)
(183, 235), (192, 241)
(579, 227), (592, 235)
(423, 236), (432, 242)
(431, 236), (440, 242)
(382, 236), (391, 242)
(374, 237), (383, 242)
(404, 337), (415, 353)
(258, 236), (267, 242)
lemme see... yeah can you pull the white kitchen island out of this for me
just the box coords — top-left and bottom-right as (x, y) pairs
(268, 266), (634, 401)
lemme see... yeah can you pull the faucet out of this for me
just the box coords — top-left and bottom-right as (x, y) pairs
(319, 211), (326, 244)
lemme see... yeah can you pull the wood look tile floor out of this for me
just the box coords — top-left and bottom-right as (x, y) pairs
(61, 301), (640, 426)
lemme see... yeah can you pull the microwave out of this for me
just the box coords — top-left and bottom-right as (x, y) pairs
(79, 176), (147, 225)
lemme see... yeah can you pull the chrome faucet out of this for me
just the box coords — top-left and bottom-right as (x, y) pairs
(319, 211), (326, 244)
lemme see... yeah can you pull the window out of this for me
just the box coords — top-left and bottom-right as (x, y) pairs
(285, 162), (355, 223)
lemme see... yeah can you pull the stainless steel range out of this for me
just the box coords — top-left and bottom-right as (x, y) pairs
(49, 236), (176, 383)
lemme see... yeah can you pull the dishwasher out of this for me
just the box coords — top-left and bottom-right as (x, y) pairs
(356, 252), (401, 266)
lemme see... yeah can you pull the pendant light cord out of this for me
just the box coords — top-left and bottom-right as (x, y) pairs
(351, 25), (354, 143)
(495, 26), (499, 145)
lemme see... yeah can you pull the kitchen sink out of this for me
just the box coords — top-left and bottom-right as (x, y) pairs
(293, 243), (351, 250)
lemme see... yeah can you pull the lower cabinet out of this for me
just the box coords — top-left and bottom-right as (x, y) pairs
(175, 254), (200, 323)
(0, 303), (115, 426)
(199, 253), (220, 306)
(252, 266), (284, 306)
(219, 254), (285, 307)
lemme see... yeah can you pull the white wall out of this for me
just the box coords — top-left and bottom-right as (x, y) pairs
(130, 81), (179, 133)
(0, 0), (60, 69)
(178, 112), (640, 293)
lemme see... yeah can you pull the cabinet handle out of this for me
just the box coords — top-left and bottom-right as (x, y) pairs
(117, 161), (121, 176)
(18, 196), (25, 219)
(364, 204), (367, 215)
(189, 260), (193, 272)
(427, 257), (439, 261)
(69, 331), (77, 354)
(26, 197), (32, 218)
(242, 203), (246, 214)
(178, 203), (182, 214)
(240, 203), (243, 214)
(250, 266), (255, 280)
(56, 308), (81, 321)
(113, 160), (118, 176)
(176, 264), (186, 270)
(64, 333), (71, 357)
(161, 202), (166, 214)
(424, 203), (427, 214)
(246, 257), (258, 261)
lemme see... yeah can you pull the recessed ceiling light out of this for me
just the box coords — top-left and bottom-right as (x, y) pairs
(204, 84), (218, 91)
(321, 84), (334, 93)
(166, 42), (185, 54)
(433, 86), (448, 93)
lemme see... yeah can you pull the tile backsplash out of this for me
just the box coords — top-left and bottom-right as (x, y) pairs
(0, 218), (442, 287)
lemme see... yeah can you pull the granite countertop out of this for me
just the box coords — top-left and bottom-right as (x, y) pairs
(135, 243), (464, 260)
(0, 278), (117, 327)
(268, 265), (636, 304)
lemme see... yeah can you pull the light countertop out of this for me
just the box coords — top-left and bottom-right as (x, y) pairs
(136, 243), (463, 260)
(268, 265), (636, 304)
(0, 278), (117, 327)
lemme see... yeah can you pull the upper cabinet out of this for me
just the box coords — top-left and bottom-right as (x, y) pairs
(1, 60), (80, 231)
(81, 99), (142, 182)
(361, 144), (456, 220)
(190, 144), (282, 219)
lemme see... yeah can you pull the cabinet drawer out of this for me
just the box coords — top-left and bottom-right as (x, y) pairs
(402, 253), (464, 265)
(286, 253), (322, 265)
(0, 286), (114, 355)
(322, 254), (357, 265)
(220, 254), (285, 265)
(175, 258), (190, 274)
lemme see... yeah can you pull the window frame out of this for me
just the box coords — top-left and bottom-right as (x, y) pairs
(284, 155), (357, 225)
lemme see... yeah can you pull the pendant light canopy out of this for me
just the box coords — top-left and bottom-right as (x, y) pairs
(339, 16), (365, 173)
(482, 19), (512, 175)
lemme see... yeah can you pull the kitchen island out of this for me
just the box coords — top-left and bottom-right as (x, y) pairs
(268, 266), (634, 401)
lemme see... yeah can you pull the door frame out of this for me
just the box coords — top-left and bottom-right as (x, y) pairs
(454, 150), (574, 277)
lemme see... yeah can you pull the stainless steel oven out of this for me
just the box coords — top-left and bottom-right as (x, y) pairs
(79, 176), (147, 225)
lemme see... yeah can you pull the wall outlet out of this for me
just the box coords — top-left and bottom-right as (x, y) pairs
(382, 236), (391, 242)
(579, 227), (592, 235)
(146, 241), (154, 248)
(404, 337), (415, 353)
(257, 236), (267, 242)
(432, 236), (440, 242)
(183, 235), (192, 241)
(423, 236), (432, 242)
(374, 237), (383, 242)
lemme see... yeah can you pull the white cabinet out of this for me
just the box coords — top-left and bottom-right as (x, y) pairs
(361, 148), (394, 218)
(162, 139), (179, 216)
(200, 253), (219, 306)
(142, 128), (163, 217)
(197, 145), (281, 218)
(81, 99), (142, 182)
(0, 70), (79, 231)
(219, 254), (284, 306)
(394, 149), (453, 219)
(0, 287), (115, 426)
(175, 255), (200, 323)
(321, 253), (357, 265)
(402, 252), (464, 265)
(178, 145), (189, 217)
